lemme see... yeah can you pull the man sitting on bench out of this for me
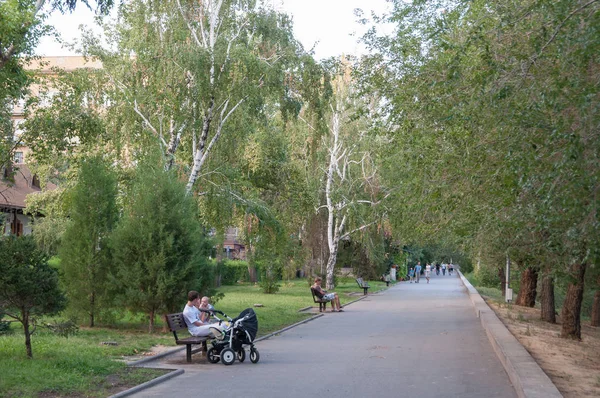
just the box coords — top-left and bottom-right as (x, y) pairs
(311, 277), (343, 312)
(183, 291), (226, 337)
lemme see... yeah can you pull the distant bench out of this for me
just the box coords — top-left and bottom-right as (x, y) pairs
(310, 287), (329, 312)
(356, 277), (370, 295)
(165, 312), (209, 363)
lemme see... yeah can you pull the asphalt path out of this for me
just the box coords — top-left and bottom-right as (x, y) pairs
(132, 273), (517, 398)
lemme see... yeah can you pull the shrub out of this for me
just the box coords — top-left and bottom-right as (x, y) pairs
(45, 319), (79, 338)
(214, 260), (253, 285)
(0, 312), (10, 335)
(257, 259), (281, 294)
(475, 265), (501, 288)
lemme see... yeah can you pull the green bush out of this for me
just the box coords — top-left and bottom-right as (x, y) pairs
(257, 258), (281, 294)
(0, 312), (10, 335)
(214, 260), (259, 285)
(475, 265), (501, 288)
(45, 319), (79, 338)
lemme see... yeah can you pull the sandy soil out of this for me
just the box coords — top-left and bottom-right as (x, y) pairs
(485, 299), (600, 398)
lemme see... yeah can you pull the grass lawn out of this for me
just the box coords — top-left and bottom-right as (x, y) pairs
(1, 277), (390, 397)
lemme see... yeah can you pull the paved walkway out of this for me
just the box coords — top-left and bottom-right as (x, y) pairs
(131, 274), (517, 398)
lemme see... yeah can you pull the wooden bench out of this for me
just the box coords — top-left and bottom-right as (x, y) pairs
(356, 277), (370, 295)
(165, 312), (209, 363)
(310, 287), (329, 312)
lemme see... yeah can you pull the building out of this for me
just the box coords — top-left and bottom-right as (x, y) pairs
(223, 227), (246, 259)
(1, 57), (101, 236)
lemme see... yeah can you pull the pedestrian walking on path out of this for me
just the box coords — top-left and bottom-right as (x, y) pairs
(425, 263), (431, 283)
(408, 267), (415, 283)
(414, 262), (422, 283)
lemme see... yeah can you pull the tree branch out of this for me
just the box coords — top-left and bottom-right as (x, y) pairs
(528, 0), (600, 69)
(339, 221), (377, 241)
(133, 100), (168, 148)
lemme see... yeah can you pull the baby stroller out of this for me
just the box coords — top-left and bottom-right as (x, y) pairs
(203, 307), (260, 365)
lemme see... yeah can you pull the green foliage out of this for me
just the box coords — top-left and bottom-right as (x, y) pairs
(109, 160), (211, 330)
(59, 156), (118, 326)
(474, 265), (502, 289)
(0, 327), (168, 397)
(258, 262), (281, 294)
(0, 235), (67, 358)
(0, 312), (10, 335)
(44, 319), (79, 338)
(214, 259), (256, 285)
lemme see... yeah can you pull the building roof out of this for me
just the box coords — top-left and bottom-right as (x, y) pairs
(0, 164), (56, 211)
(25, 56), (103, 73)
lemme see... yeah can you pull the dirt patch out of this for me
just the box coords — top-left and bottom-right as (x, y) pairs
(120, 344), (177, 362)
(485, 299), (600, 398)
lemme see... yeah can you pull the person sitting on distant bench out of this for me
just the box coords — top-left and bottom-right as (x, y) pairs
(183, 291), (225, 337)
(312, 277), (343, 312)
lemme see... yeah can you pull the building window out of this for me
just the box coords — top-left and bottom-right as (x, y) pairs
(11, 217), (23, 236)
(32, 174), (40, 189)
(14, 151), (23, 164)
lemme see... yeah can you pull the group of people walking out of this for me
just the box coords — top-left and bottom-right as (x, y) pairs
(408, 262), (454, 284)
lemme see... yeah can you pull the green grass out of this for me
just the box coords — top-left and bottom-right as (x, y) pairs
(0, 277), (388, 397)
(0, 330), (171, 397)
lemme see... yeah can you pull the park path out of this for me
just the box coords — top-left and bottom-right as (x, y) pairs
(132, 273), (517, 398)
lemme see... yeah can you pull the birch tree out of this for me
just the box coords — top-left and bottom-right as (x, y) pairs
(87, 0), (301, 194)
(320, 71), (387, 289)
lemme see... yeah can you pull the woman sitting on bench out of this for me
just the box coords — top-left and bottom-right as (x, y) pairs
(311, 277), (343, 312)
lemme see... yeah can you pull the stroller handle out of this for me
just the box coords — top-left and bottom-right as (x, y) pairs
(198, 308), (226, 316)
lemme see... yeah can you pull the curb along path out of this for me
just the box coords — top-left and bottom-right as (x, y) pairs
(458, 271), (562, 398)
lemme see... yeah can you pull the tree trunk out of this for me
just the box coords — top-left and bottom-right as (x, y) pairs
(591, 290), (600, 327)
(561, 263), (586, 339)
(515, 267), (538, 307)
(540, 275), (556, 324)
(149, 310), (155, 334)
(498, 267), (506, 297)
(89, 292), (95, 327)
(325, 245), (337, 290)
(248, 266), (257, 283)
(23, 311), (33, 358)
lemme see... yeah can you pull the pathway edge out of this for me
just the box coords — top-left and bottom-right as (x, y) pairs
(457, 270), (563, 398)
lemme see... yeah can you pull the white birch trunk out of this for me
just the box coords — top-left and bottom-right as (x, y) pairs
(320, 78), (384, 290)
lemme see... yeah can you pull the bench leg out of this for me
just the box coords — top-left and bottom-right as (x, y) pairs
(363, 287), (368, 295)
(186, 344), (192, 363)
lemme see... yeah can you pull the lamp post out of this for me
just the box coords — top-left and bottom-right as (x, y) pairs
(505, 254), (513, 303)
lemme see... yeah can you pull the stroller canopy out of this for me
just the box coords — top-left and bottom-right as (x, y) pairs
(233, 308), (258, 342)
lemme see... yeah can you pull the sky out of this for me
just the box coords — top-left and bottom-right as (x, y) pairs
(36, 0), (390, 60)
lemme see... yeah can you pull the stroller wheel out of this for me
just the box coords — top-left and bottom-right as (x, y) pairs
(250, 348), (260, 364)
(207, 347), (220, 364)
(221, 348), (236, 365)
(237, 349), (246, 363)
